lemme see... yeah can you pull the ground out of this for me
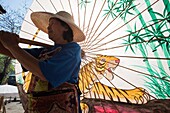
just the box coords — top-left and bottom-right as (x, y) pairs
(5, 101), (24, 113)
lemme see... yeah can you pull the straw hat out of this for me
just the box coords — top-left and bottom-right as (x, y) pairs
(31, 11), (85, 42)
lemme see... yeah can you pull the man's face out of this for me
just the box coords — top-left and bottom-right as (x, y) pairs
(47, 18), (68, 42)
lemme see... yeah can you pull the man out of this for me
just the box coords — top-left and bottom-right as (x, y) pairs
(0, 11), (85, 113)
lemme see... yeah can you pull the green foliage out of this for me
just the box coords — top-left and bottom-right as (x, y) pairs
(103, 0), (169, 99)
(134, 64), (170, 99)
(144, 67), (170, 99)
(103, 0), (136, 20)
(0, 54), (14, 73)
(0, 54), (15, 85)
(120, 0), (170, 99)
(147, 7), (170, 54)
(115, 0), (136, 20)
(103, 0), (116, 18)
(122, 10), (170, 54)
(79, 0), (91, 8)
(123, 23), (147, 54)
(150, 4), (170, 25)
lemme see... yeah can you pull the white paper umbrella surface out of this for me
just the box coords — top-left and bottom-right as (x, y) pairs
(15, 0), (170, 112)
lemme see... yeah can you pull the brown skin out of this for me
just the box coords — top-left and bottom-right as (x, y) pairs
(0, 41), (14, 58)
(0, 18), (68, 81)
(48, 18), (68, 44)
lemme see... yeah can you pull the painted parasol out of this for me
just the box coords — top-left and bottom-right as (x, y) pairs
(15, 0), (170, 112)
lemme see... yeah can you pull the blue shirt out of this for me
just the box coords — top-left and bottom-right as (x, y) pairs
(24, 42), (81, 88)
(24, 42), (82, 113)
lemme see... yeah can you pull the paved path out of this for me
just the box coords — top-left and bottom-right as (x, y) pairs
(5, 102), (24, 113)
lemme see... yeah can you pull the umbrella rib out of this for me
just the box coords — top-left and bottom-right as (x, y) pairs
(80, 1), (89, 48)
(83, 65), (108, 113)
(87, 0), (159, 50)
(15, 8), (38, 28)
(23, 19), (35, 27)
(76, 0), (80, 27)
(84, 0), (107, 46)
(103, 66), (153, 103)
(85, 0), (120, 45)
(87, 36), (168, 53)
(50, 0), (58, 13)
(80, 62), (88, 100)
(87, 53), (170, 61)
(80, 58), (103, 100)
(59, 0), (65, 10)
(36, 0), (46, 11)
(68, 0), (73, 16)
(112, 72), (156, 99)
(113, 55), (170, 60)
(84, 0), (97, 42)
(86, 0), (132, 50)
(85, 63), (96, 99)
(80, 29), (101, 48)
(82, 2), (87, 33)
(118, 64), (170, 83)
(88, 18), (164, 51)
(80, 59), (90, 99)
(84, 63), (103, 100)
(90, 64), (120, 112)
(28, 8), (34, 12)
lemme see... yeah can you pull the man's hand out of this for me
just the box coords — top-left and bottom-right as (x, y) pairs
(0, 31), (20, 50)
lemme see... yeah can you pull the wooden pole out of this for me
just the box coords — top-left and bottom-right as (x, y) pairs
(19, 38), (52, 48)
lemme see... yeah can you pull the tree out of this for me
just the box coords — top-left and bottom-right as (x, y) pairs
(0, 2), (28, 84)
(0, 55), (14, 84)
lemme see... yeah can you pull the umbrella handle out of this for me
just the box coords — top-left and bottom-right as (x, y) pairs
(19, 38), (52, 48)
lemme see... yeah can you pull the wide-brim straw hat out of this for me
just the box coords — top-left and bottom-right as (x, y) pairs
(31, 11), (85, 42)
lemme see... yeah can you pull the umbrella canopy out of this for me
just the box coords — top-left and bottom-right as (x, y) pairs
(14, 0), (170, 112)
(0, 85), (19, 98)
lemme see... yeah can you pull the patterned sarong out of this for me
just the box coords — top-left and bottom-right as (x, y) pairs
(17, 82), (78, 113)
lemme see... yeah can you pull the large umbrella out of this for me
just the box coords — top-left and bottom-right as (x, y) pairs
(15, 0), (170, 112)
(0, 84), (19, 98)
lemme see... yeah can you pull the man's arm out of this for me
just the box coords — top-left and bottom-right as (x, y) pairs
(9, 46), (46, 81)
(0, 42), (15, 58)
(0, 31), (46, 81)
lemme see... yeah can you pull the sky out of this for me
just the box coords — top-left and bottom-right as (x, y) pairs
(0, 0), (32, 10)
